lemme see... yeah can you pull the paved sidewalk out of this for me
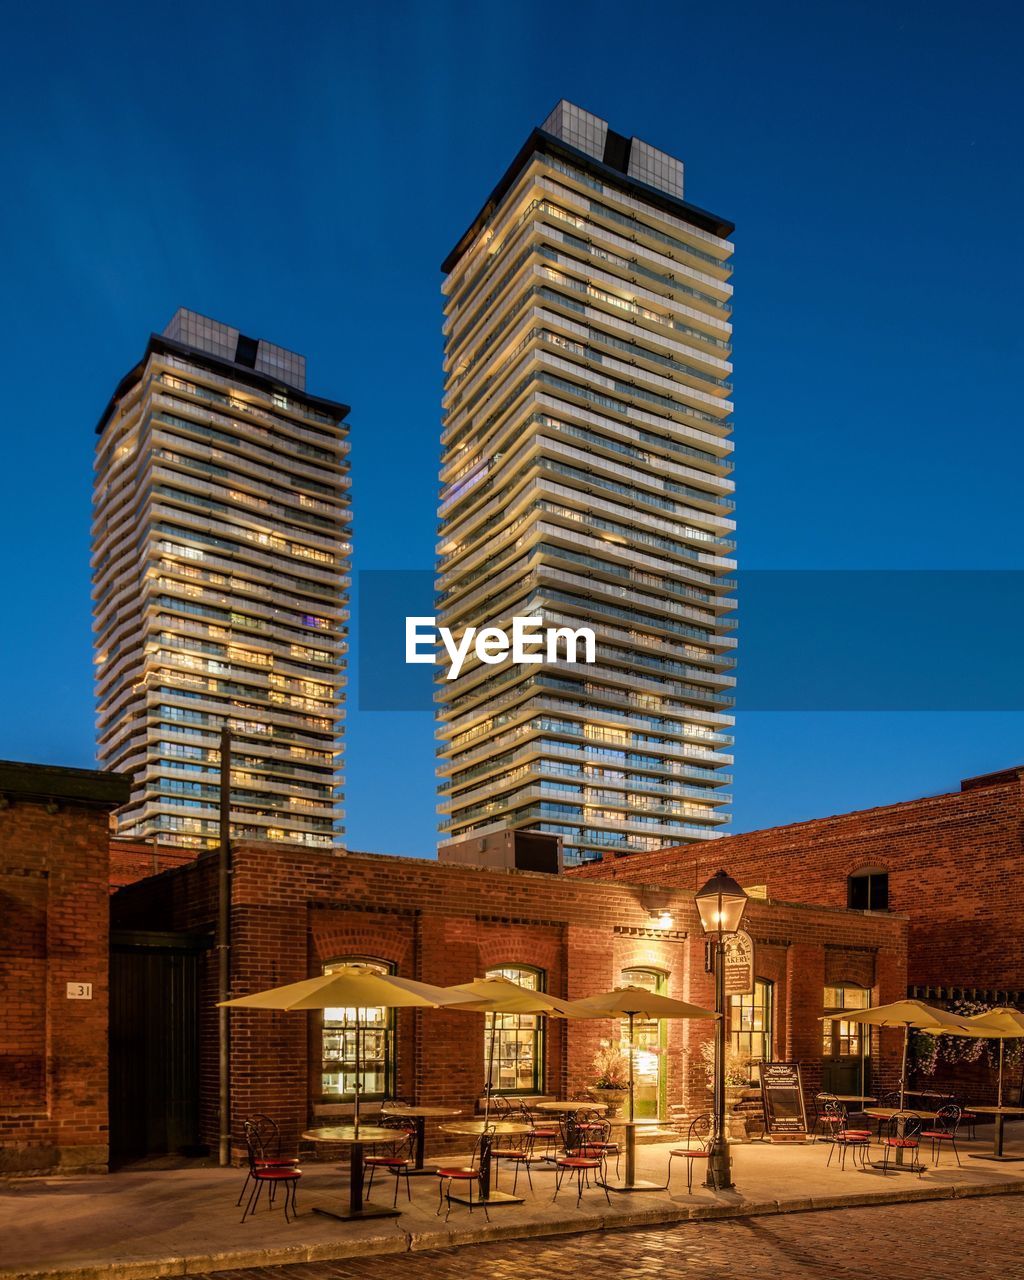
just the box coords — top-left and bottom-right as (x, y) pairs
(186, 1195), (1024, 1280)
(2, 1136), (1023, 1280)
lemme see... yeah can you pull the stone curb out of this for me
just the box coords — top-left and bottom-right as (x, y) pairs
(5, 1179), (1023, 1280)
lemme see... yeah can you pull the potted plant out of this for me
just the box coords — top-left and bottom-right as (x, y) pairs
(587, 1040), (631, 1117)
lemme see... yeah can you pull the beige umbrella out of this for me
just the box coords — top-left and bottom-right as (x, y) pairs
(443, 976), (574, 1123)
(219, 964), (477, 1127)
(818, 998), (971, 1110)
(561, 986), (716, 1191)
(564, 986), (717, 1123)
(962, 1008), (1024, 1107)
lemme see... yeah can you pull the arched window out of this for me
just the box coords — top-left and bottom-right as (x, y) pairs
(485, 965), (545, 1094)
(730, 979), (773, 1082)
(621, 967), (667, 1119)
(848, 866), (889, 911)
(320, 958), (395, 1101)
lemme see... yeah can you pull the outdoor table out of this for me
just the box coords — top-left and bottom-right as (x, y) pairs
(438, 1119), (532, 1206)
(534, 1100), (608, 1114)
(863, 1107), (937, 1171)
(966, 1105), (1024, 1162)
(302, 1125), (401, 1221)
(601, 1120), (675, 1193)
(834, 1095), (876, 1105)
(380, 1103), (462, 1174)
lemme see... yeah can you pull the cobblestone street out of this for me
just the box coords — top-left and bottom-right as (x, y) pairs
(191, 1195), (1022, 1280)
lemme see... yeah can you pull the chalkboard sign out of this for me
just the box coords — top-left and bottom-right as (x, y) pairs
(759, 1062), (808, 1138)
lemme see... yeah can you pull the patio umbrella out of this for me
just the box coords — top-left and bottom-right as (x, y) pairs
(962, 1008), (1024, 1107)
(818, 998), (971, 1110)
(442, 976), (574, 1123)
(563, 986), (717, 1124)
(219, 965), (477, 1127)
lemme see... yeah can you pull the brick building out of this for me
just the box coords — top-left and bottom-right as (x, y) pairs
(0, 760), (129, 1173)
(571, 765), (1024, 1001)
(112, 841), (907, 1161)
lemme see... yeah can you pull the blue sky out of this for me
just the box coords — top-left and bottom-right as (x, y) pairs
(2, 0), (1023, 856)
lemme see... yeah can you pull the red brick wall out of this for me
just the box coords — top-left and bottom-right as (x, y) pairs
(570, 769), (1024, 994)
(0, 801), (111, 1173)
(114, 843), (908, 1161)
(108, 839), (198, 891)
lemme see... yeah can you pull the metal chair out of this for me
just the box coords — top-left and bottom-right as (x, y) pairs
(519, 1100), (559, 1159)
(812, 1092), (843, 1142)
(921, 1103), (962, 1167)
(824, 1102), (871, 1170)
(579, 1116), (620, 1180)
(667, 1112), (718, 1192)
(492, 1125), (542, 1195)
(236, 1114), (300, 1209)
(240, 1119), (301, 1223)
(436, 1128), (491, 1223)
(553, 1114), (610, 1206)
(876, 1090), (902, 1140)
(880, 1111), (923, 1177)
(364, 1116), (416, 1207)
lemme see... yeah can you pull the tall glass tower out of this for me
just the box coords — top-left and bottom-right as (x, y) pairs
(93, 309), (350, 849)
(436, 102), (736, 866)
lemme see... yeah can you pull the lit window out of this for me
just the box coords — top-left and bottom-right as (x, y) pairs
(485, 965), (544, 1094)
(321, 959), (395, 1101)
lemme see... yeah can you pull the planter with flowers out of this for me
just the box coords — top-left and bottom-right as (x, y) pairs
(587, 1041), (631, 1118)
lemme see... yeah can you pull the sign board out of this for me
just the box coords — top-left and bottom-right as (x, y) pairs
(759, 1062), (808, 1138)
(723, 930), (754, 996)
(66, 982), (93, 1000)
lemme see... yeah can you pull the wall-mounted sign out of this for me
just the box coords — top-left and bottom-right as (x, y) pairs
(760, 1062), (808, 1138)
(66, 982), (93, 1000)
(723, 930), (754, 996)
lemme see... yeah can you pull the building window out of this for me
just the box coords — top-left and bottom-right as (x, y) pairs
(848, 868), (889, 911)
(621, 967), (667, 1119)
(822, 984), (871, 1057)
(729, 979), (773, 1082)
(485, 965), (544, 1094)
(321, 959), (395, 1100)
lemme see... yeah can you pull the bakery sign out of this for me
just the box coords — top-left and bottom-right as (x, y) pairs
(723, 930), (754, 996)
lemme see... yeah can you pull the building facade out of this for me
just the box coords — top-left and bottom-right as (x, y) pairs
(435, 101), (737, 866)
(92, 309), (350, 851)
(571, 765), (1024, 1000)
(111, 841), (907, 1162)
(0, 760), (129, 1174)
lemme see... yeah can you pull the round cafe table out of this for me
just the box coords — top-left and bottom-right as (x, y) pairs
(302, 1125), (400, 1221)
(862, 1108), (938, 1171)
(380, 1103), (462, 1174)
(438, 1120), (532, 1206)
(833, 1095), (876, 1105)
(534, 1100), (608, 1114)
(966, 1105), (1024, 1162)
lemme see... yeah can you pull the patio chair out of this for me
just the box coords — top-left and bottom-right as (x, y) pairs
(364, 1116), (416, 1207)
(824, 1103), (871, 1171)
(553, 1114), (610, 1206)
(667, 1112), (718, 1193)
(518, 1100), (559, 1158)
(492, 1125), (543, 1195)
(236, 1114), (300, 1208)
(880, 1112), (923, 1177)
(240, 1119), (302, 1223)
(436, 1128), (491, 1223)
(876, 1090), (902, 1140)
(579, 1116), (620, 1180)
(921, 1103), (962, 1167)
(812, 1092), (843, 1142)
(953, 1095), (978, 1140)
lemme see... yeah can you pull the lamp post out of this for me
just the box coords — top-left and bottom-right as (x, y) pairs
(694, 869), (748, 1190)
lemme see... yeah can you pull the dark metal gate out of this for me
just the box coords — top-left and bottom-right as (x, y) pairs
(109, 930), (207, 1162)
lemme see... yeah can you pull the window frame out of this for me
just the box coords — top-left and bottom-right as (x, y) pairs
(822, 983), (872, 1060)
(484, 964), (546, 1095)
(318, 956), (396, 1103)
(729, 977), (773, 1083)
(620, 966), (668, 1118)
(847, 867), (890, 911)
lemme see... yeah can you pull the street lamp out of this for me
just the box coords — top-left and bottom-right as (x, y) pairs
(695, 869), (748, 1190)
